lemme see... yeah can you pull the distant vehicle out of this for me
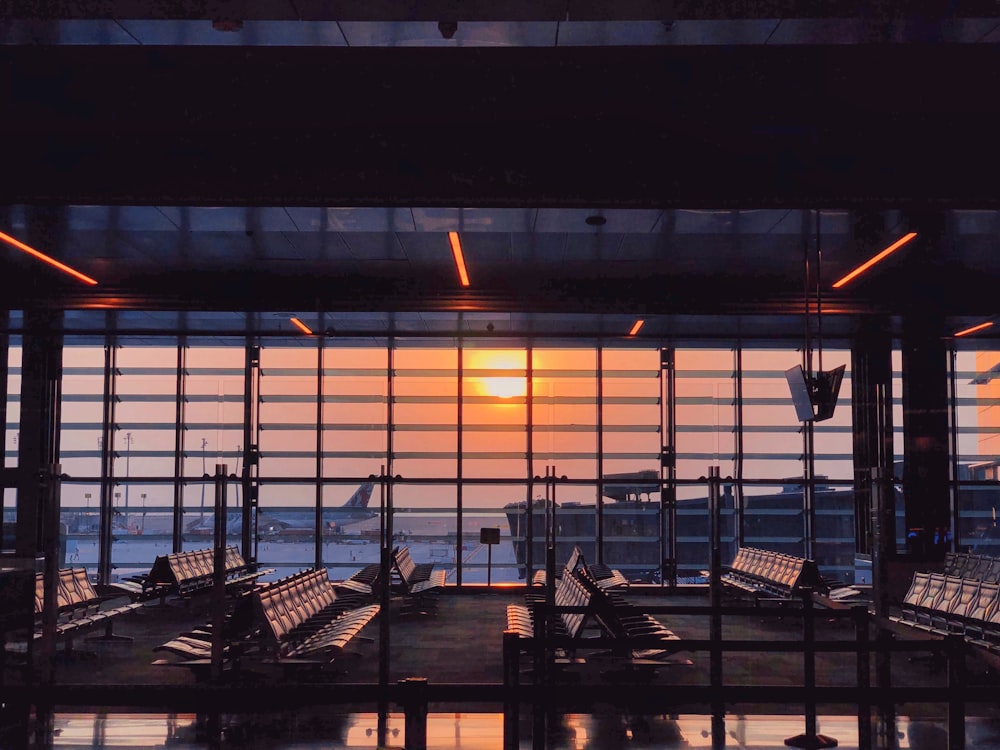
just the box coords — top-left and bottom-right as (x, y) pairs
(184, 481), (377, 540)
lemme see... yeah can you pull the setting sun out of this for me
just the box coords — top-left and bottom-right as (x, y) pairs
(467, 350), (527, 399)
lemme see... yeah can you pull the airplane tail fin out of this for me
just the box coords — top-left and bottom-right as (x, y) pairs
(345, 481), (375, 509)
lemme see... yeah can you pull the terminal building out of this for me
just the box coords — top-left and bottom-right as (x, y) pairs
(2, 4), (1000, 748)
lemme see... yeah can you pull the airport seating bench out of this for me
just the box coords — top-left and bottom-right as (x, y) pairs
(888, 571), (1000, 661)
(154, 568), (378, 667)
(508, 566), (683, 668)
(34, 568), (143, 646)
(392, 546), (446, 594)
(943, 551), (1000, 583)
(142, 546), (273, 599)
(721, 547), (823, 601)
(253, 568), (379, 663)
(531, 545), (628, 590)
(506, 564), (594, 665)
(333, 562), (381, 595)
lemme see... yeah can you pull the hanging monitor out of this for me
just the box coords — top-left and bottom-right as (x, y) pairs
(785, 364), (846, 422)
(785, 365), (816, 422)
(812, 364), (846, 422)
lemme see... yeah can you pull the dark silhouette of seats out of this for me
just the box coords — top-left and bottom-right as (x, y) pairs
(33, 568), (143, 649)
(392, 546), (446, 595)
(721, 546), (823, 601)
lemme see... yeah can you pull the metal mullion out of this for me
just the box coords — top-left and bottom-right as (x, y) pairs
(948, 345), (960, 552)
(596, 345), (604, 564)
(98, 320), (117, 587)
(526, 344), (534, 582)
(663, 347), (676, 588)
(456, 337), (463, 587)
(315, 333), (323, 570)
(172, 335), (185, 553)
(734, 346), (745, 550)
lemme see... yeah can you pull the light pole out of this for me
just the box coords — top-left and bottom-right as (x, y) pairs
(123, 432), (133, 520)
(200, 438), (209, 520)
(140, 493), (147, 534)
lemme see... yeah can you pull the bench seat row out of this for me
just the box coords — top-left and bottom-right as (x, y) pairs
(891, 572), (1000, 655)
(531, 545), (628, 590)
(139, 546), (272, 599)
(943, 552), (1000, 583)
(35, 568), (143, 645)
(722, 547), (823, 600)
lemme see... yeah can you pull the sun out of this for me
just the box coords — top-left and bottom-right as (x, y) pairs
(482, 375), (526, 399)
(470, 350), (527, 399)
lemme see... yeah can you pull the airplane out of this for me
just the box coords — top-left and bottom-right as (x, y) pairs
(184, 480), (377, 539)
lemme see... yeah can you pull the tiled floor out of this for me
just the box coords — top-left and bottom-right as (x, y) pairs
(23, 710), (1000, 749)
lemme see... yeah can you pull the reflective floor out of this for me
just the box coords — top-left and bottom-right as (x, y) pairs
(14, 711), (1000, 749)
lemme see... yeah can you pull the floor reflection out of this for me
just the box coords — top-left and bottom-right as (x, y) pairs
(16, 711), (1000, 749)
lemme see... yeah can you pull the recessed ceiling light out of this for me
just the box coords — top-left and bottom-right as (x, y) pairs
(628, 319), (644, 336)
(585, 215), (607, 227)
(290, 317), (313, 335)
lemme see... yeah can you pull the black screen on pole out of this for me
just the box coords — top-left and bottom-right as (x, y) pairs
(785, 365), (815, 422)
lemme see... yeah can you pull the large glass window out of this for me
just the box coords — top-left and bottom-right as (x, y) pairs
(953, 346), (1000, 555)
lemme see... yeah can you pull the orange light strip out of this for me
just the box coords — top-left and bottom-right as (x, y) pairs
(448, 231), (470, 287)
(0, 230), (98, 286)
(290, 317), (313, 335)
(628, 319), (644, 336)
(831, 232), (917, 289)
(954, 321), (994, 338)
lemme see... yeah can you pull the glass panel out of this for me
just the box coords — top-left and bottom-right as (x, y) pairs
(813, 482), (858, 584)
(676, 482), (736, 582)
(741, 348), (806, 481)
(5, 338), (20, 470)
(109, 480), (174, 580)
(811, 349), (854, 481)
(393, 348), (456, 479)
(531, 348), (597, 480)
(256, 482), (316, 579)
(60, 481), (101, 572)
(183, 342), (245, 479)
(463, 349), (526, 481)
(954, 346), (1000, 554)
(322, 347), (387, 479)
(322, 481), (381, 580)
(259, 343), (318, 479)
(675, 348), (736, 479)
(601, 348), (660, 476)
(462, 482), (526, 584)
(391, 482), (456, 582)
(2, 487), (15, 553)
(742, 483), (806, 558)
(114, 341), (179, 495)
(59, 342), (104, 479)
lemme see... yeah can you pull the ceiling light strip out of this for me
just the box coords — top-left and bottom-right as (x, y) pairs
(448, 231), (470, 287)
(0, 230), (98, 286)
(831, 232), (917, 289)
(954, 321), (994, 338)
(290, 317), (313, 335)
(628, 319), (644, 336)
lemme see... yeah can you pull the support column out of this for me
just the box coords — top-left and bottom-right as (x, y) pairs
(15, 310), (63, 558)
(901, 313), (951, 560)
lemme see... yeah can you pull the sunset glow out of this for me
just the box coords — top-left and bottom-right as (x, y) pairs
(468, 350), (527, 399)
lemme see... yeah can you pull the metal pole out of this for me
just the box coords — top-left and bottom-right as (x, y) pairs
(785, 588), (838, 749)
(40, 463), (62, 686)
(400, 676), (428, 750)
(855, 606), (872, 750)
(708, 466), (724, 749)
(377, 467), (390, 749)
(503, 630), (520, 750)
(210, 463), (227, 682)
(947, 635), (965, 750)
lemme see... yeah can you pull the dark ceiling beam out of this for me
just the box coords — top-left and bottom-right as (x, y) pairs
(5, 1), (999, 21)
(2, 45), (999, 209)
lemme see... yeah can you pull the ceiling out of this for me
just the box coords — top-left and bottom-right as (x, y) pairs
(2, 3), (1000, 342)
